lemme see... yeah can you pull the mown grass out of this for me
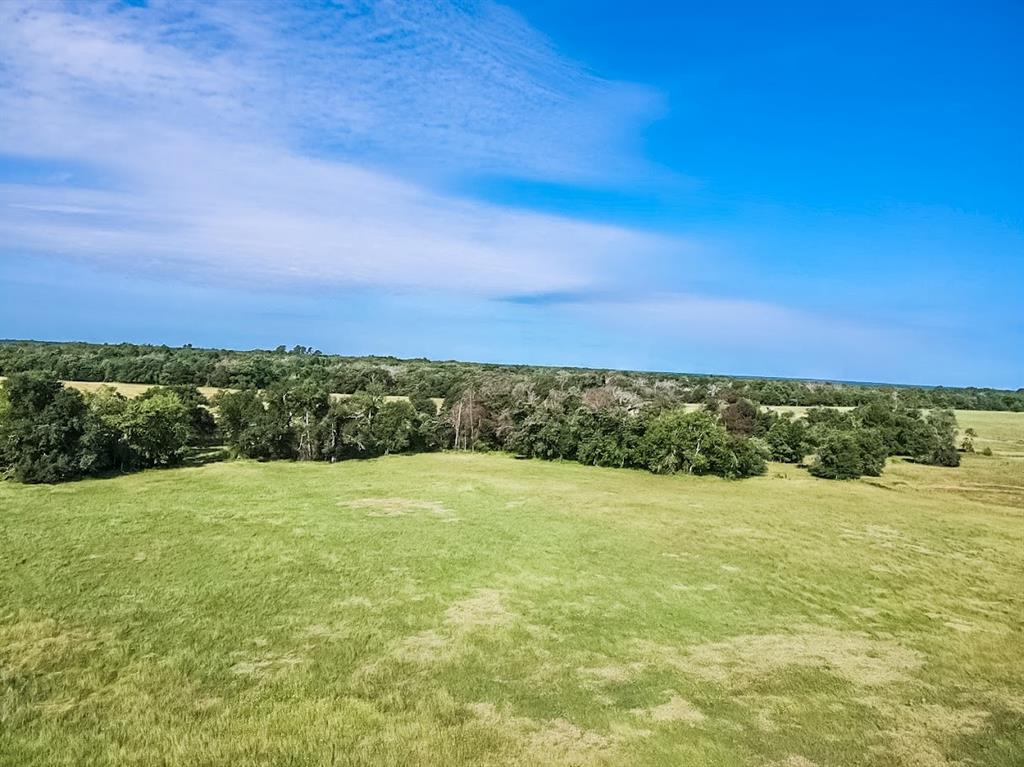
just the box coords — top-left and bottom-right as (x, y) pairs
(1, 417), (1022, 766)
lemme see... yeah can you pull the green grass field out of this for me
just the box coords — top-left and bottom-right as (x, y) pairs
(1, 414), (1022, 766)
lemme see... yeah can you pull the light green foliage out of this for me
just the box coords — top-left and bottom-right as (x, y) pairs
(639, 409), (765, 478)
(117, 391), (191, 466)
(1, 415), (1022, 765)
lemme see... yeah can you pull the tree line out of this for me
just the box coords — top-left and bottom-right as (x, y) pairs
(1, 340), (1021, 411)
(1, 370), (964, 484)
(0, 374), (215, 483)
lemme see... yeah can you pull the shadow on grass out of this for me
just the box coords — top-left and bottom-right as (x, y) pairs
(180, 445), (231, 467)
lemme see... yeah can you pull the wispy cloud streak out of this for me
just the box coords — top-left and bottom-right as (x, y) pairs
(0, 0), (678, 295)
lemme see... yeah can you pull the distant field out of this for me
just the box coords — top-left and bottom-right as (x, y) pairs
(1, 408), (1021, 765)
(0, 377), (444, 410)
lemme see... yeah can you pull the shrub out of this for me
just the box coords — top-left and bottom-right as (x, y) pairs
(638, 410), (765, 478)
(0, 373), (92, 483)
(809, 428), (886, 479)
(914, 409), (961, 467)
(118, 391), (190, 466)
(765, 414), (809, 463)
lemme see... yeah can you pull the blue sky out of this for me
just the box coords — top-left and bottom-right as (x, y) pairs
(0, 1), (1021, 387)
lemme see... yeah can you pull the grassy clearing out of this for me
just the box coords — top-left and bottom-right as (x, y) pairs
(1, 417), (1022, 765)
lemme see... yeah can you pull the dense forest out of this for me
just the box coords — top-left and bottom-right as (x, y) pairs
(1, 339), (977, 485)
(1, 340), (1022, 410)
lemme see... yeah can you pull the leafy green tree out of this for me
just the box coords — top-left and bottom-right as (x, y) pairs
(809, 428), (886, 479)
(140, 385), (217, 445)
(764, 413), (809, 463)
(571, 408), (643, 468)
(118, 391), (190, 466)
(639, 410), (727, 475)
(507, 400), (575, 460)
(915, 409), (960, 467)
(724, 434), (769, 478)
(808, 431), (865, 479)
(372, 400), (417, 455)
(81, 386), (134, 473)
(319, 390), (384, 460)
(214, 389), (294, 460)
(0, 373), (91, 483)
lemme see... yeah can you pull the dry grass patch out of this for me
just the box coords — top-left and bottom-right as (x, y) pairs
(445, 588), (516, 631)
(360, 589), (520, 673)
(230, 652), (304, 676)
(0, 618), (104, 678)
(579, 662), (647, 685)
(338, 497), (456, 519)
(630, 693), (706, 726)
(878, 703), (990, 767)
(469, 702), (622, 765)
(634, 625), (923, 688)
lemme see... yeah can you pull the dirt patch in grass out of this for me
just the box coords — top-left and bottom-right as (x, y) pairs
(470, 702), (621, 764)
(634, 625), (923, 688)
(631, 693), (706, 725)
(338, 497), (455, 519)
(359, 588), (521, 675)
(579, 662), (646, 685)
(444, 588), (515, 631)
(878, 703), (990, 767)
(392, 629), (453, 664)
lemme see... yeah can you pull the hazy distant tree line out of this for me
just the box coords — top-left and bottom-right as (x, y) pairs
(1, 340), (1021, 411)
(2, 367), (962, 483)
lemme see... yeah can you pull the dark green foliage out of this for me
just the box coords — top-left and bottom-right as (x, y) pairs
(0, 342), (978, 483)
(804, 400), (960, 477)
(80, 387), (134, 473)
(850, 400), (934, 457)
(1, 340), (1020, 411)
(214, 388), (298, 461)
(0, 374), (192, 483)
(0, 373), (92, 483)
(764, 413), (810, 463)
(571, 408), (642, 468)
(372, 401), (418, 455)
(506, 394), (576, 460)
(809, 429), (886, 479)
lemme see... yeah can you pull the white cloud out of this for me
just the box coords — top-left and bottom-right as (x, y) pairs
(0, 0), (663, 181)
(0, 0), (679, 296)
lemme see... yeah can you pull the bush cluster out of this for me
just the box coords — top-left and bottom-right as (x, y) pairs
(215, 385), (437, 462)
(0, 374), (212, 483)
(0, 372), (964, 485)
(804, 401), (960, 479)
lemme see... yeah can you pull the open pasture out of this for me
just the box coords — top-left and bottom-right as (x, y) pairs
(1, 413), (1021, 766)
